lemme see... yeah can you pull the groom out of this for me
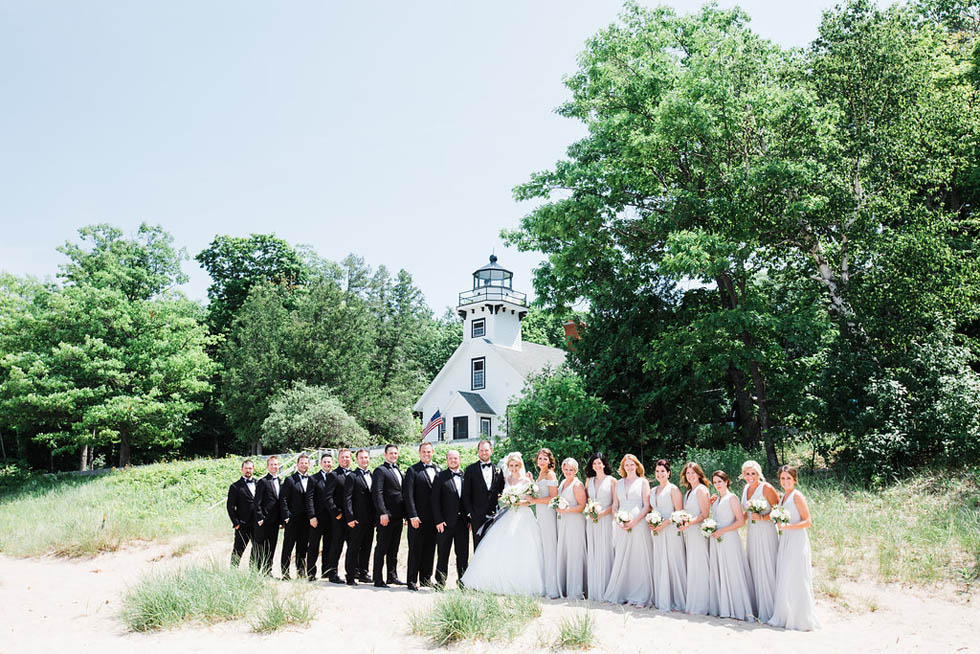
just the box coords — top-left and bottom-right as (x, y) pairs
(462, 439), (504, 549)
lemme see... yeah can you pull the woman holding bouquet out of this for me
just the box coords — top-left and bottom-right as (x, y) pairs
(602, 454), (654, 607)
(679, 462), (711, 614)
(768, 465), (818, 631)
(584, 452), (616, 601)
(740, 459), (779, 622)
(707, 470), (755, 621)
(649, 459), (686, 611)
(555, 458), (588, 600)
(530, 448), (560, 598)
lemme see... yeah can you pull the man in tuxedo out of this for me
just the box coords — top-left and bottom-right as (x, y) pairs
(432, 449), (469, 587)
(372, 443), (405, 588)
(325, 448), (353, 583)
(403, 442), (439, 591)
(305, 452), (334, 581)
(227, 459), (258, 568)
(344, 448), (375, 585)
(253, 455), (283, 575)
(279, 453), (312, 579)
(462, 439), (504, 549)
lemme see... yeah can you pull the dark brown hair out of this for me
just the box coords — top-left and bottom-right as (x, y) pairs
(711, 470), (731, 487)
(654, 459), (671, 475)
(536, 448), (556, 471)
(777, 464), (798, 482)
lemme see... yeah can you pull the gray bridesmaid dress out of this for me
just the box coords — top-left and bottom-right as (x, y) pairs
(585, 475), (615, 601)
(536, 478), (560, 598)
(708, 491), (756, 621)
(684, 485), (711, 615)
(556, 478), (587, 600)
(651, 482), (687, 611)
(742, 482), (778, 623)
(602, 478), (654, 606)
(768, 489), (819, 631)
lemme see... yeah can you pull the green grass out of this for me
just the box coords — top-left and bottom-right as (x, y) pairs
(122, 560), (313, 633)
(409, 590), (541, 645)
(553, 612), (595, 650)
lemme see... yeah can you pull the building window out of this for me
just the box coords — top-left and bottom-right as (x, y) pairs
(472, 318), (486, 338)
(480, 417), (491, 438)
(453, 416), (468, 440)
(471, 357), (485, 390)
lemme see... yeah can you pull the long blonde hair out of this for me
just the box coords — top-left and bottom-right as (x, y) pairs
(740, 459), (765, 482)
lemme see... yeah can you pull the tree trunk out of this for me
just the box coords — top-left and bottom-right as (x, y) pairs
(119, 434), (132, 467)
(728, 364), (760, 448)
(747, 358), (780, 470)
(80, 443), (88, 472)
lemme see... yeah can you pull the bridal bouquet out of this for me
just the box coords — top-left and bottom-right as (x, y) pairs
(645, 510), (664, 535)
(583, 499), (602, 523)
(670, 510), (692, 536)
(700, 518), (719, 541)
(548, 495), (569, 518)
(745, 498), (770, 524)
(614, 509), (633, 533)
(500, 480), (536, 509)
(769, 505), (791, 535)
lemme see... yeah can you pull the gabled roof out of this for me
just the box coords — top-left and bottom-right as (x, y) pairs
(489, 341), (566, 378)
(458, 391), (496, 415)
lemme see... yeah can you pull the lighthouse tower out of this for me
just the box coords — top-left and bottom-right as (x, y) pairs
(457, 254), (528, 350)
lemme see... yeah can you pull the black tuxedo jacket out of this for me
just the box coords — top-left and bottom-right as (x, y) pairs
(462, 461), (504, 521)
(226, 477), (257, 528)
(329, 467), (351, 519)
(254, 474), (283, 525)
(431, 468), (467, 528)
(344, 467), (375, 524)
(305, 469), (335, 521)
(279, 472), (311, 523)
(404, 461), (440, 523)
(372, 462), (406, 519)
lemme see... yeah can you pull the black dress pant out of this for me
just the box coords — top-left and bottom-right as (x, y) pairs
(306, 517), (331, 580)
(407, 522), (437, 585)
(373, 517), (403, 583)
(435, 518), (469, 586)
(326, 516), (348, 577)
(281, 519), (310, 578)
(254, 523), (280, 575)
(230, 523), (258, 568)
(345, 521), (374, 582)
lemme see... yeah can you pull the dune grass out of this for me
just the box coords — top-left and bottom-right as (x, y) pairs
(409, 590), (541, 645)
(552, 611), (595, 650)
(121, 559), (314, 633)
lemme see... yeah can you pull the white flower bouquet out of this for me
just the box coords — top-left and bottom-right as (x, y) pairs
(746, 498), (770, 524)
(670, 510), (692, 537)
(549, 495), (569, 518)
(769, 505), (791, 534)
(500, 480), (536, 509)
(583, 499), (602, 523)
(614, 509), (633, 533)
(700, 517), (719, 541)
(645, 510), (664, 535)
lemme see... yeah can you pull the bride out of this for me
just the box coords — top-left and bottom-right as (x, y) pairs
(460, 452), (546, 595)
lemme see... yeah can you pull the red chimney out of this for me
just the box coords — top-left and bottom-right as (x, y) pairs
(563, 319), (584, 348)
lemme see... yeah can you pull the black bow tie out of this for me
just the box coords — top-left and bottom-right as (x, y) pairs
(452, 471), (462, 477)
(481, 463), (492, 469)
(244, 478), (254, 484)
(424, 463), (435, 469)
(300, 474), (308, 479)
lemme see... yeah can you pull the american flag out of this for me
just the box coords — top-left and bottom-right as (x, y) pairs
(421, 410), (443, 437)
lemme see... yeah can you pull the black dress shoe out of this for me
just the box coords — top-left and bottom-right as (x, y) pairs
(328, 576), (344, 584)
(407, 582), (418, 591)
(374, 581), (390, 588)
(387, 578), (405, 586)
(346, 579), (357, 586)
(358, 575), (371, 583)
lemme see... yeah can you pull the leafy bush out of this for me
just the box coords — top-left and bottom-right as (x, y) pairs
(262, 381), (370, 451)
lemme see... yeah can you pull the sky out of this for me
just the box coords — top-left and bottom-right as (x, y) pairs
(0, 1), (871, 313)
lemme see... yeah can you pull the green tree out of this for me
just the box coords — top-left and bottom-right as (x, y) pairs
(261, 382), (370, 451)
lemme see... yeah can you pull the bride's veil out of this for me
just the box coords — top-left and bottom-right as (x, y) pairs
(498, 451), (527, 481)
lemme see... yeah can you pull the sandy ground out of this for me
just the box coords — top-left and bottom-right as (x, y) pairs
(0, 536), (975, 654)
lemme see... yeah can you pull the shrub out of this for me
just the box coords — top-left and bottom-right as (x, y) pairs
(262, 381), (370, 451)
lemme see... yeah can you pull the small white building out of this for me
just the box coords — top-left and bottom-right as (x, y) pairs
(414, 255), (566, 443)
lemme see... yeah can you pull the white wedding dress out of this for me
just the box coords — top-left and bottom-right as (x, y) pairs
(460, 473), (546, 596)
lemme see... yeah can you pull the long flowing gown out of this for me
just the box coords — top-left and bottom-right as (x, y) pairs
(651, 482), (687, 611)
(768, 489), (819, 631)
(461, 478), (545, 596)
(535, 478), (560, 598)
(585, 475), (615, 601)
(708, 491), (756, 621)
(684, 485), (711, 615)
(742, 482), (778, 623)
(556, 478), (587, 600)
(602, 478), (653, 606)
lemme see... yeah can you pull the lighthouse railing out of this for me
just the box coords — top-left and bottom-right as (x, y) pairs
(458, 287), (527, 307)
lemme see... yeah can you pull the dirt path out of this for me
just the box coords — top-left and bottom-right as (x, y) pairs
(0, 538), (974, 654)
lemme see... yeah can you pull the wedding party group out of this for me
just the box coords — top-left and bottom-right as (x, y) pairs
(226, 439), (818, 632)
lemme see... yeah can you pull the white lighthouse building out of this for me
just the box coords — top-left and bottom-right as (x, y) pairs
(414, 255), (566, 442)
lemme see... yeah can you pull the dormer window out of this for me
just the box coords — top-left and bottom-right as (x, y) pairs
(471, 357), (485, 390)
(472, 318), (486, 338)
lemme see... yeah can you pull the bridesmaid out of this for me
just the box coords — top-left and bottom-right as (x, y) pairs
(530, 448), (560, 599)
(678, 462), (711, 615)
(740, 459), (779, 623)
(555, 458), (588, 600)
(707, 470), (755, 621)
(585, 452), (616, 601)
(649, 458), (686, 612)
(602, 454), (654, 607)
(768, 465), (819, 631)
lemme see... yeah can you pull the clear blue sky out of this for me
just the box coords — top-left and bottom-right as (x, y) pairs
(0, 1), (869, 313)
